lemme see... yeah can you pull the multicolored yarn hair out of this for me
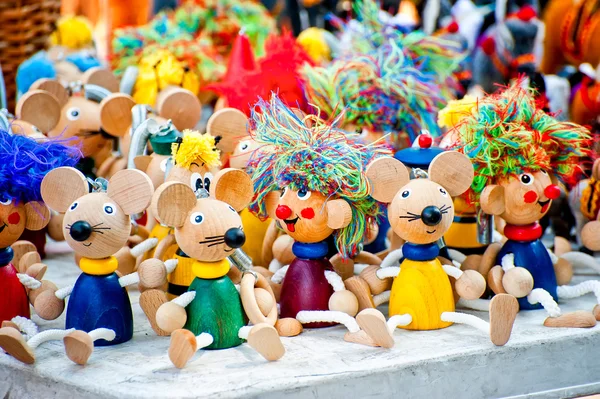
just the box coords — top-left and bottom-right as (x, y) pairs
(171, 130), (222, 170)
(247, 96), (391, 258)
(301, 40), (444, 143)
(0, 130), (81, 204)
(449, 82), (591, 205)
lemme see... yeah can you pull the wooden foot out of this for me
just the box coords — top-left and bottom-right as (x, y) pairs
(64, 330), (94, 365)
(168, 329), (197, 369)
(356, 308), (394, 348)
(593, 305), (600, 321)
(25, 263), (47, 281)
(275, 318), (303, 337)
(11, 241), (37, 271)
(0, 327), (35, 364)
(543, 311), (597, 328)
(140, 289), (169, 336)
(247, 323), (285, 361)
(489, 294), (519, 346)
(343, 330), (378, 347)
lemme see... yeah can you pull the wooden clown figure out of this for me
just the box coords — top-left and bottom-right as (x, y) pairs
(450, 82), (599, 328)
(247, 97), (393, 346)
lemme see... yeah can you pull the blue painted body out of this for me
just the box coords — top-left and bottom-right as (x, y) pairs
(66, 272), (133, 346)
(497, 239), (558, 310)
(364, 215), (390, 254)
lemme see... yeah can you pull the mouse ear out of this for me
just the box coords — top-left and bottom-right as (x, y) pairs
(366, 157), (410, 203)
(206, 108), (248, 155)
(480, 184), (505, 216)
(41, 167), (89, 212)
(428, 151), (474, 197)
(15, 90), (62, 133)
(81, 67), (119, 93)
(151, 181), (197, 228)
(210, 168), (253, 212)
(24, 201), (51, 231)
(29, 79), (69, 107)
(156, 86), (202, 131)
(100, 93), (135, 137)
(107, 169), (154, 215)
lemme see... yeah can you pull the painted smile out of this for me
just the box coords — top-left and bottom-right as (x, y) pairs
(538, 200), (550, 213)
(0, 223), (7, 234)
(83, 242), (92, 247)
(283, 217), (299, 233)
(426, 229), (437, 234)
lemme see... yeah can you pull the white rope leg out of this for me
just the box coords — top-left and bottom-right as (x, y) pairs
(11, 316), (38, 340)
(195, 333), (213, 350)
(557, 281), (600, 303)
(387, 314), (412, 334)
(442, 265), (463, 279)
(118, 273), (140, 287)
(377, 267), (400, 280)
(271, 266), (288, 284)
(373, 291), (391, 306)
(457, 298), (491, 312)
(17, 274), (41, 290)
(238, 326), (252, 340)
(447, 249), (467, 265)
(561, 252), (600, 274)
(88, 328), (116, 343)
(441, 312), (489, 334)
(172, 291), (196, 307)
(268, 258), (284, 273)
(381, 248), (403, 269)
(55, 285), (73, 300)
(324, 271), (345, 291)
(527, 288), (561, 317)
(27, 328), (75, 349)
(501, 254), (516, 271)
(296, 310), (360, 333)
(130, 238), (159, 258)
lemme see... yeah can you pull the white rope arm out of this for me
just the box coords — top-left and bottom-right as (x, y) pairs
(381, 248), (403, 269)
(373, 290), (391, 307)
(442, 265), (463, 279)
(17, 273), (41, 290)
(89, 328), (116, 342)
(130, 238), (158, 258)
(172, 291), (196, 307)
(447, 249), (467, 265)
(164, 259), (178, 274)
(119, 272), (140, 287)
(492, 230), (503, 243)
(561, 252), (600, 273)
(268, 258), (284, 273)
(457, 298), (491, 312)
(377, 267), (400, 280)
(324, 271), (345, 292)
(11, 316), (39, 341)
(296, 310), (360, 333)
(501, 253), (516, 272)
(527, 288), (561, 317)
(238, 326), (252, 339)
(557, 281), (600, 303)
(55, 285), (74, 300)
(27, 328), (75, 349)
(271, 265), (288, 284)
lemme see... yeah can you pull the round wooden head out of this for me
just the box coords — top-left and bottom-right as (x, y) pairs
(0, 200), (50, 248)
(480, 170), (560, 226)
(230, 137), (261, 170)
(134, 153), (170, 190)
(166, 163), (214, 196)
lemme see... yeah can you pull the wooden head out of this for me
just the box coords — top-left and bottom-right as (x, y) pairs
(206, 108), (249, 156)
(0, 200), (50, 248)
(367, 151), (474, 244)
(230, 137), (261, 170)
(41, 167), (153, 259)
(151, 168), (253, 261)
(479, 169), (560, 225)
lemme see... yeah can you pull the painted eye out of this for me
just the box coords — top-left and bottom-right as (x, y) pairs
(103, 203), (116, 215)
(190, 212), (204, 225)
(239, 140), (250, 151)
(204, 172), (213, 193)
(0, 196), (11, 206)
(69, 201), (78, 211)
(297, 189), (312, 201)
(160, 158), (168, 172)
(540, 170), (548, 175)
(520, 173), (534, 185)
(439, 187), (448, 197)
(401, 189), (411, 199)
(190, 172), (203, 192)
(66, 107), (81, 121)
(228, 205), (236, 213)
(280, 187), (288, 198)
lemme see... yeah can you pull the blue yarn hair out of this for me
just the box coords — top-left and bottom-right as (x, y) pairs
(0, 130), (82, 203)
(66, 52), (102, 72)
(16, 52), (56, 95)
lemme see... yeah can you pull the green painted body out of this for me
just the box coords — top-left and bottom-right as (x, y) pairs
(184, 276), (246, 349)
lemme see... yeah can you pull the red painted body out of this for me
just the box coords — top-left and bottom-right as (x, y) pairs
(0, 263), (30, 323)
(279, 257), (335, 328)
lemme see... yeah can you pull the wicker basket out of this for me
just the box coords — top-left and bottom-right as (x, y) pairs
(0, 0), (61, 112)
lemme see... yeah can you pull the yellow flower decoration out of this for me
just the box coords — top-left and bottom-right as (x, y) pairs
(438, 95), (478, 129)
(172, 130), (222, 170)
(297, 28), (331, 64)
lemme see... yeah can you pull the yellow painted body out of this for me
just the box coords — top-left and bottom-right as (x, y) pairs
(240, 208), (271, 266)
(389, 258), (455, 330)
(167, 253), (196, 300)
(444, 214), (485, 250)
(144, 223), (175, 260)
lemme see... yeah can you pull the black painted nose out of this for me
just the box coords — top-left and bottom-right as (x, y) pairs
(421, 206), (442, 226)
(70, 220), (92, 242)
(224, 228), (246, 249)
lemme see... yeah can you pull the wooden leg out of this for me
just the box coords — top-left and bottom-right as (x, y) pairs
(344, 276), (375, 311)
(544, 311), (597, 328)
(140, 289), (169, 336)
(489, 294), (518, 346)
(168, 329), (199, 369)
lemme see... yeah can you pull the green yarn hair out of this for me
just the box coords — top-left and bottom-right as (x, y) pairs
(449, 81), (591, 205)
(247, 96), (391, 258)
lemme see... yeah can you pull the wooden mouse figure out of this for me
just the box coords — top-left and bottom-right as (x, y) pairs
(142, 169), (284, 368)
(361, 151), (519, 347)
(248, 97), (392, 346)
(450, 82), (599, 328)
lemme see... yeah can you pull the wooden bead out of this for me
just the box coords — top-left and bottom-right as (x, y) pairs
(554, 257), (573, 286)
(156, 302), (188, 334)
(139, 289), (169, 336)
(544, 311), (597, 328)
(359, 265), (391, 295)
(254, 288), (274, 317)
(63, 330), (94, 365)
(275, 318), (303, 337)
(502, 267), (534, 298)
(272, 235), (295, 264)
(328, 290), (359, 316)
(354, 251), (382, 266)
(593, 305), (600, 321)
(455, 269), (486, 300)
(344, 276), (375, 311)
(28, 280), (57, 305)
(138, 258), (167, 289)
(487, 265), (506, 294)
(33, 287), (65, 320)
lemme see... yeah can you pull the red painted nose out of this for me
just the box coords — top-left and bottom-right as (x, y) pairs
(544, 185), (560, 200)
(276, 205), (292, 220)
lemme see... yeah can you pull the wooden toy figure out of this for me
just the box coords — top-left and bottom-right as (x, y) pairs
(247, 97), (392, 345)
(144, 169), (284, 368)
(450, 83), (599, 328)
(362, 151), (519, 347)
(1, 167), (155, 365)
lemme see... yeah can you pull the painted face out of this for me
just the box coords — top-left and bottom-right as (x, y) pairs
(230, 137), (261, 170)
(497, 170), (560, 225)
(144, 154), (171, 190)
(175, 198), (244, 262)
(389, 179), (454, 244)
(0, 199), (27, 248)
(166, 161), (213, 197)
(273, 188), (333, 244)
(63, 193), (130, 259)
